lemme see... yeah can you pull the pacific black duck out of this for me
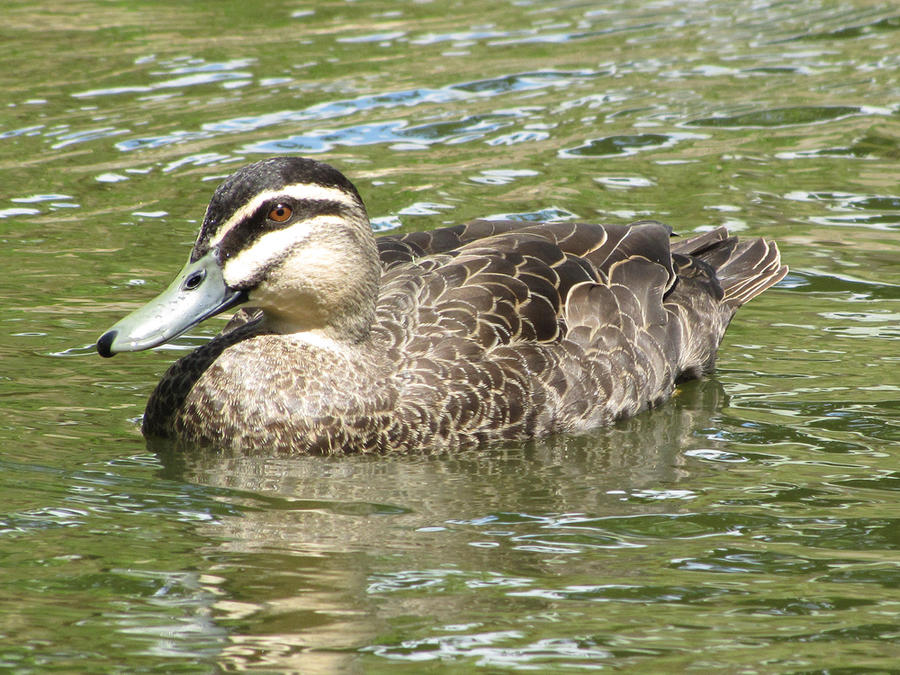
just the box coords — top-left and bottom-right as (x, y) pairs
(97, 157), (787, 453)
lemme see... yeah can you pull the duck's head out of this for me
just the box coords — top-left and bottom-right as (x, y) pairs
(97, 157), (379, 358)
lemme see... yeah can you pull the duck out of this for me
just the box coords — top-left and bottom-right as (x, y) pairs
(97, 156), (787, 454)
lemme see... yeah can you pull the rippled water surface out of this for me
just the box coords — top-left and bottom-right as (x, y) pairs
(1, 0), (899, 672)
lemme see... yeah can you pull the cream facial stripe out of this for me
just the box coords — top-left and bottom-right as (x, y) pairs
(208, 183), (359, 248)
(221, 214), (346, 287)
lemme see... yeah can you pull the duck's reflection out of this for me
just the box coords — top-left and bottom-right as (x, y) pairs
(153, 378), (725, 672)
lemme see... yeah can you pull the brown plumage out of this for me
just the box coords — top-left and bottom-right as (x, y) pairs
(97, 157), (787, 454)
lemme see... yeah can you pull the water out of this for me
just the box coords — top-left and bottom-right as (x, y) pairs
(1, 0), (898, 671)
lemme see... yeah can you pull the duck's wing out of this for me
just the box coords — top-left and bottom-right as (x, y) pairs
(375, 219), (784, 372)
(376, 220), (526, 269)
(373, 220), (785, 440)
(374, 220), (677, 349)
(372, 220), (685, 438)
(378, 218), (676, 279)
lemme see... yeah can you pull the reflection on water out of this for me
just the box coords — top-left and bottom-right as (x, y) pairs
(1, 0), (899, 671)
(151, 381), (725, 672)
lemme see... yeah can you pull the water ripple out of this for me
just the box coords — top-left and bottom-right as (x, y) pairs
(107, 69), (603, 154)
(687, 106), (868, 128)
(73, 58), (255, 99)
(559, 132), (704, 158)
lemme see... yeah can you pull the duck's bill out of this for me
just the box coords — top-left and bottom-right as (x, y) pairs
(96, 250), (247, 358)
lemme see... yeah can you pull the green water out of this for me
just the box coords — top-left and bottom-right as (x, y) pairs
(1, 0), (899, 672)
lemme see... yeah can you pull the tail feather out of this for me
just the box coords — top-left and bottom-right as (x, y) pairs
(714, 238), (787, 307)
(674, 227), (787, 308)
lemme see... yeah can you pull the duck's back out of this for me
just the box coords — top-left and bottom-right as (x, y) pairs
(367, 219), (785, 449)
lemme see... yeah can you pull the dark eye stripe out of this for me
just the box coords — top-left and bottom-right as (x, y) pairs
(191, 158), (367, 261)
(215, 199), (349, 263)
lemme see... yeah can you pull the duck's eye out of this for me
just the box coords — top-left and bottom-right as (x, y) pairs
(267, 204), (293, 223)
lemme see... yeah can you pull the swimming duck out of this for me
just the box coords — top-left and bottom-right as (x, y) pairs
(97, 157), (787, 454)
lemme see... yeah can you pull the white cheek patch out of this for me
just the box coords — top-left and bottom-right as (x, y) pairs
(208, 183), (360, 248)
(221, 214), (345, 286)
